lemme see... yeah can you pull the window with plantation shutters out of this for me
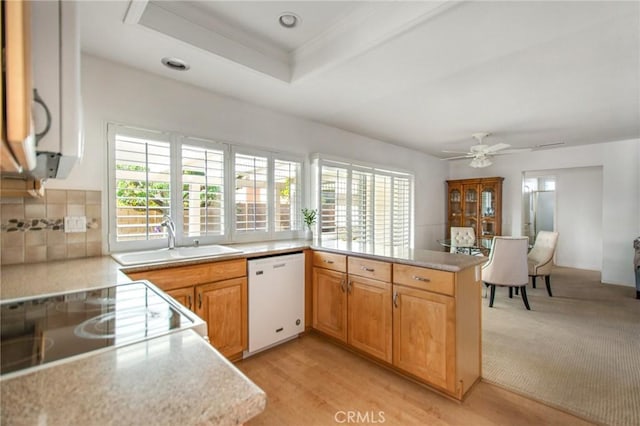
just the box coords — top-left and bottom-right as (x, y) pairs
(108, 123), (304, 251)
(317, 159), (413, 248)
(181, 142), (225, 238)
(112, 129), (171, 243)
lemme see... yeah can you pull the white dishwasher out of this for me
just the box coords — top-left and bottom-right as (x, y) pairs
(247, 252), (305, 356)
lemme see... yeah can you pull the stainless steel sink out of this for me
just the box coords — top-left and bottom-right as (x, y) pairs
(112, 245), (242, 266)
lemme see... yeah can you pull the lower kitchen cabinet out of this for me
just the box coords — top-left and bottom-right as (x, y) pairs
(311, 251), (481, 400)
(166, 287), (194, 311)
(313, 254), (393, 363)
(312, 267), (347, 342)
(347, 276), (392, 363)
(125, 258), (248, 361)
(195, 277), (247, 360)
(392, 284), (456, 393)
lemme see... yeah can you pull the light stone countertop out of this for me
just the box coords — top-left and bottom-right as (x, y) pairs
(0, 330), (266, 426)
(311, 241), (488, 272)
(0, 238), (484, 425)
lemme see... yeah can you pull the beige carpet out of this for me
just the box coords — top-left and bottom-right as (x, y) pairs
(482, 266), (640, 426)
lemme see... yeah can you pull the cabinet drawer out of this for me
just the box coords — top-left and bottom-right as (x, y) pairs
(348, 257), (391, 282)
(127, 258), (247, 291)
(393, 264), (454, 296)
(313, 251), (347, 272)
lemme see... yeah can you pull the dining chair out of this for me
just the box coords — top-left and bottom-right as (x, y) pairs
(482, 237), (531, 310)
(528, 231), (559, 297)
(450, 227), (476, 254)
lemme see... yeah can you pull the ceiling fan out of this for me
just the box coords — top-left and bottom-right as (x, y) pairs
(442, 133), (529, 168)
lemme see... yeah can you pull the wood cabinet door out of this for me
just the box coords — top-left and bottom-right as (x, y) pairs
(195, 277), (247, 359)
(392, 285), (456, 393)
(166, 287), (195, 312)
(347, 276), (392, 363)
(312, 267), (347, 342)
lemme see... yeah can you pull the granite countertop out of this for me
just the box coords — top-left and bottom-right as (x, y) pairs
(0, 330), (266, 426)
(1, 239), (484, 300)
(0, 238), (483, 425)
(310, 241), (488, 272)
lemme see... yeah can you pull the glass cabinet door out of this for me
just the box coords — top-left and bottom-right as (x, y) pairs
(481, 187), (496, 218)
(448, 187), (462, 227)
(463, 187), (477, 218)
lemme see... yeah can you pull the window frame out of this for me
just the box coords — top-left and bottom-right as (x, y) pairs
(107, 123), (304, 252)
(231, 146), (304, 242)
(175, 135), (231, 247)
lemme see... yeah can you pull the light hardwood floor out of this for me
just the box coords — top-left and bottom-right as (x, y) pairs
(237, 333), (592, 426)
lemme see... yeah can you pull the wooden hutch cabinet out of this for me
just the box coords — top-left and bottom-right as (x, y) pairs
(446, 177), (504, 248)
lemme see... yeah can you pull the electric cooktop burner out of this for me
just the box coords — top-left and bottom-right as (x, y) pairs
(0, 282), (199, 377)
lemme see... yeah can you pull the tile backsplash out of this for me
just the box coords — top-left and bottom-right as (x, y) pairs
(1, 190), (102, 265)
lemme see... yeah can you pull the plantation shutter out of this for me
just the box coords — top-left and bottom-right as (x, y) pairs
(318, 159), (413, 248)
(235, 153), (269, 233)
(320, 165), (348, 242)
(351, 169), (373, 243)
(274, 159), (301, 232)
(392, 175), (411, 248)
(114, 131), (171, 242)
(181, 142), (225, 237)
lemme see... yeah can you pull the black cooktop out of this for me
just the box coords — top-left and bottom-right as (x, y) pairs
(0, 282), (193, 376)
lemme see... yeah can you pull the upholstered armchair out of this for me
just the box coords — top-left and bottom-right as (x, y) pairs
(482, 237), (531, 310)
(528, 231), (559, 297)
(450, 227), (476, 253)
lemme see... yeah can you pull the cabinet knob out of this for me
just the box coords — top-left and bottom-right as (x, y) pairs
(361, 266), (374, 272)
(187, 295), (192, 310)
(393, 291), (399, 308)
(198, 293), (202, 309)
(324, 259), (335, 264)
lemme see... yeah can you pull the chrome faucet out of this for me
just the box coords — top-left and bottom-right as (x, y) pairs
(160, 215), (176, 249)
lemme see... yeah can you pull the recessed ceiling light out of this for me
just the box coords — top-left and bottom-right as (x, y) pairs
(161, 57), (190, 71)
(278, 12), (301, 29)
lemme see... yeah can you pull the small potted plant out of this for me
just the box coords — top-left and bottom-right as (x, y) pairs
(301, 208), (317, 241)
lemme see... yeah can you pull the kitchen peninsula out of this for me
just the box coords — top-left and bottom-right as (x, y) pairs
(0, 240), (486, 424)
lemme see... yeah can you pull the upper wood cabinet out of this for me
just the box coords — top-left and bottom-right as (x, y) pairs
(446, 177), (504, 248)
(2, 0), (36, 173)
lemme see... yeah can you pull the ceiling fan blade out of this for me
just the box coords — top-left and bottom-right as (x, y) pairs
(441, 150), (471, 154)
(493, 148), (532, 155)
(485, 143), (510, 153)
(441, 155), (473, 160)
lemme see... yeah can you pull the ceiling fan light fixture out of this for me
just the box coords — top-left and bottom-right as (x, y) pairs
(278, 12), (301, 29)
(470, 156), (492, 168)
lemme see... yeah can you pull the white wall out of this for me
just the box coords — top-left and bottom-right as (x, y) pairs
(48, 55), (448, 251)
(554, 167), (603, 270)
(448, 139), (640, 286)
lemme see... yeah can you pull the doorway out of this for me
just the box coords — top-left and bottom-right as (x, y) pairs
(523, 174), (556, 244)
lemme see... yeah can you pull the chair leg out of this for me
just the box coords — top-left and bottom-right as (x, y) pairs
(531, 276), (537, 288)
(514, 287), (519, 296)
(545, 275), (553, 297)
(509, 287), (513, 298)
(520, 286), (531, 310)
(489, 285), (496, 307)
